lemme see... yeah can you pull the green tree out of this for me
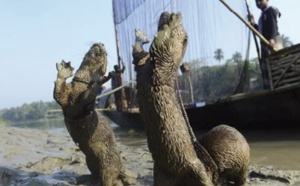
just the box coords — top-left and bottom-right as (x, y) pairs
(178, 55), (264, 102)
(214, 48), (224, 63)
(0, 100), (60, 123)
(232, 52), (242, 64)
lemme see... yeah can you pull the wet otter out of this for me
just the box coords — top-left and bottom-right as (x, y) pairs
(132, 28), (150, 68)
(199, 125), (250, 185)
(134, 12), (250, 186)
(135, 12), (213, 186)
(53, 43), (124, 185)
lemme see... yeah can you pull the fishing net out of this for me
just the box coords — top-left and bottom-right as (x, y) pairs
(112, 0), (252, 102)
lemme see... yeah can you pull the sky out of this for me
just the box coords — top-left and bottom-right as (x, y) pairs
(0, 0), (299, 109)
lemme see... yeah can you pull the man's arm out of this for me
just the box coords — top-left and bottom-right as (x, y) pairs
(248, 14), (259, 30)
(100, 73), (112, 85)
(266, 7), (279, 47)
(120, 58), (126, 73)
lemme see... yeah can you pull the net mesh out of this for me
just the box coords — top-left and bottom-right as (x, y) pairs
(112, 0), (250, 99)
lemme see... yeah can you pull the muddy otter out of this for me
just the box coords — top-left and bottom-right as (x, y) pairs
(53, 43), (124, 185)
(134, 12), (250, 186)
(132, 28), (150, 68)
(135, 12), (213, 186)
(199, 125), (250, 185)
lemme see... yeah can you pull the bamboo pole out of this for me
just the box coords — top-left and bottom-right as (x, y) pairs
(219, 0), (277, 52)
(112, 0), (125, 111)
(245, 0), (261, 60)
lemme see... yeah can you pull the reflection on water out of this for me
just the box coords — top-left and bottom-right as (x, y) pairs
(244, 130), (300, 170)
(10, 118), (300, 171)
(250, 140), (300, 170)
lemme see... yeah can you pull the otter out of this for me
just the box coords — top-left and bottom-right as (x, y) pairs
(199, 125), (250, 185)
(135, 12), (213, 186)
(132, 28), (150, 68)
(134, 12), (250, 186)
(53, 43), (124, 186)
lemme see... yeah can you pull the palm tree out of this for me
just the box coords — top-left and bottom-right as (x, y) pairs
(232, 52), (242, 64)
(214, 48), (224, 63)
(232, 52), (243, 85)
(281, 34), (293, 48)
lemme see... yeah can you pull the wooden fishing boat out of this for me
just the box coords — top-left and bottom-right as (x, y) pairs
(100, 0), (300, 130)
(187, 86), (300, 130)
(103, 84), (300, 130)
(103, 109), (143, 129)
(103, 44), (300, 130)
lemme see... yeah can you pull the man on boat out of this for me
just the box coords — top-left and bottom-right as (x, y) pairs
(249, 0), (282, 90)
(108, 58), (128, 111)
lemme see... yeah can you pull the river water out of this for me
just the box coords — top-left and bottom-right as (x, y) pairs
(242, 129), (300, 170)
(10, 117), (300, 171)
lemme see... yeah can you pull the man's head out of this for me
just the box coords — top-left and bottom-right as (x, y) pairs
(114, 65), (120, 71)
(255, 0), (269, 10)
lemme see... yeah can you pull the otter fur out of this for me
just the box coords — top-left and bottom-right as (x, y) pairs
(134, 12), (250, 186)
(53, 43), (124, 186)
(135, 12), (213, 186)
(199, 125), (250, 185)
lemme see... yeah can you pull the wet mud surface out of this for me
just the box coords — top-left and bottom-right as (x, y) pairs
(1, 126), (300, 185)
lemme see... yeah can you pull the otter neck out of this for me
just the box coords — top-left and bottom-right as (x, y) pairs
(152, 62), (178, 87)
(137, 63), (195, 166)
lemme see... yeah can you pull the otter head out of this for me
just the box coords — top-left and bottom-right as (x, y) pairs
(157, 11), (171, 31)
(81, 42), (108, 76)
(56, 60), (74, 79)
(150, 12), (188, 72)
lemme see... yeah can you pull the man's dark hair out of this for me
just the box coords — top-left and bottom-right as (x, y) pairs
(114, 65), (119, 70)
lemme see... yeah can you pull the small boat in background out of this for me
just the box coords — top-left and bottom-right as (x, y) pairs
(100, 43), (300, 130)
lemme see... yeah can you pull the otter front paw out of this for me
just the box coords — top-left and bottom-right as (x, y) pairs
(56, 60), (74, 79)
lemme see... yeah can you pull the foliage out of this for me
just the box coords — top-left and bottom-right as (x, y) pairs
(178, 56), (263, 104)
(214, 48), (224, 63)
(182, 35), (293, 104)
(0, 101), (61, 124)
(0, 116), (7, 126)
(281, 34), (293, 48)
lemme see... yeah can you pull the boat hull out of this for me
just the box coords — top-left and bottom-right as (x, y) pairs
(187, 86), (300, 130)
(103, 85), (300, 130)
(103, 110), (144, 129)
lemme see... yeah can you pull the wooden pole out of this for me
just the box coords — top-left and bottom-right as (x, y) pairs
(112, 1), (122, 68)
(187, 72), (194, 103)
(112, 0), (125, 111)
(245, 0), (262, 60)
(219, 0), (276, 52)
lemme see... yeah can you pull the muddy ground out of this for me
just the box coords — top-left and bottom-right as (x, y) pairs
(0, 126), (300, 186)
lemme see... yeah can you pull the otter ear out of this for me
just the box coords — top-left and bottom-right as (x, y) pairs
(65, 61), (74, 71)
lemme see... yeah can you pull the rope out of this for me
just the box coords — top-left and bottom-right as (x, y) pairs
(175, 75), (219, 177)
(96, 80), (136, 99)
(245, 0), (261, 61)
(175, 76), (197, 142)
